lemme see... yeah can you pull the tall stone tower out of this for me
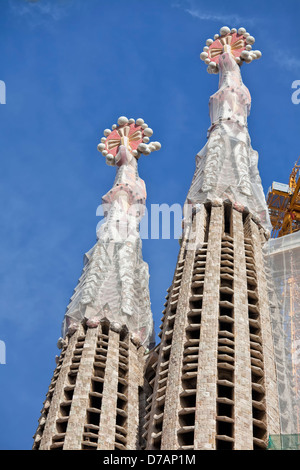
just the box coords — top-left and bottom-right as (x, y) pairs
(144, 27), (281, 450)
(32, 117), (161, 450)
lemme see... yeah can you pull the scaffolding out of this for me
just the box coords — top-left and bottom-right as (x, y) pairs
(267, 158), (300, 238)
(264, 228), (300, 449)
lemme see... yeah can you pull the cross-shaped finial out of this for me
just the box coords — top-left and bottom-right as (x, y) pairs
(97, 116), (161, 166)
(200, 26), (262, 74)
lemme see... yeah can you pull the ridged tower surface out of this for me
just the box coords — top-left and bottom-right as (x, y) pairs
(143, 28), (281, 450)
(32, 117), (160, 450)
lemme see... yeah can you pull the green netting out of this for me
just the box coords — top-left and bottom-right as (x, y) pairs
(268, 434), (300, 450)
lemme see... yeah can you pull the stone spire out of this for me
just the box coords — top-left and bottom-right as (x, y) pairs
(62, 116), (161, 349)
(144, 27), (280, 451)
(32, 117), (161, 451)
(188, 27), (270, 231)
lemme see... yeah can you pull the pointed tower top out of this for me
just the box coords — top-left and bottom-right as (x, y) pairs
(200, 26), (262, 74)
(97, 116), (161, 166)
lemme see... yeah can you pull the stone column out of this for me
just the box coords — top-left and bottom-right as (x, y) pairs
(127, 343), (145, 449)
(97, 328), (120, 449)
(194, 204), (223, 450)
(63, 326), (98, 450)
(160, 207), (205, 449)
(39, 327), (83, 450)
(232, 209), (253, 450)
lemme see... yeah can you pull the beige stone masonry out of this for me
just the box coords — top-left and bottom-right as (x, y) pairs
(160, 207), (206, 449)
(39, 326), (84, 450)
(63, 326), (98, 450)
(97, 328), (120, 449)
(232, 209), (253, 450)
(194, 204), (223, 450)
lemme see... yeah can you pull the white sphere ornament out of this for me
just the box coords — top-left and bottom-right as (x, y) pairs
(205, 57), (211, 64)
(206, 38), (213, 46)
(132, 149), (138, 157)
(117, 116), (128, 126)
(200, 52), (208, 61)
(241, 50), (249, 60)
(142, 123), (148, 129)
(231, 28), (237, 33)
(144, 127), (153, 137)
(220, 26), (230, 36)
(128, 118), (135, 124)
(238, 27), (246, 35)
(153, 141), (161, 150)
(253, 50), (262, 59)
(112, 124), (117, 130)
(101, 137), (106, 143)
(138, 143), (147, 152)
(245, 44), (252, 51)
(97, 143), (105, 152)
(143, 146), (151, 155)
(106, 154), (115, 166)
(104, 129), (111, 136)
(214, 34), (219, 40)
(136, 118), (144, 126)
(203, 46), (209, 52)
(143, 136), (150, 143)
(246, 35), (255, 45)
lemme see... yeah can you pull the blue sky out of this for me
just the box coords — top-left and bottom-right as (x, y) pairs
(0, 0), (300, 450)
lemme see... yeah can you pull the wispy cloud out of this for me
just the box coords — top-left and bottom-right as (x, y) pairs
(9, 0), (77, 26)
(173, 1), (258, 27)
(273, 49), (300, 71)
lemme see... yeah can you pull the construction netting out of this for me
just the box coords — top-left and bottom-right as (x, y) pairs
(263, 231), (300, 440)
(268, 434), (300, 450)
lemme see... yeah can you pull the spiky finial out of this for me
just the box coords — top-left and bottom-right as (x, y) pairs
(97, 116), (161, 166)
(200, 26), (262, 74)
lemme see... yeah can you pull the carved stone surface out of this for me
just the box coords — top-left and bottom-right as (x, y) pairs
(187, 53), (271, 231)
(62, 141), (157, 348)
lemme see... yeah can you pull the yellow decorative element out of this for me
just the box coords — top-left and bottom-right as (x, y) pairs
(107, 126), (143, 151)
(209, 34), (245, 60)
